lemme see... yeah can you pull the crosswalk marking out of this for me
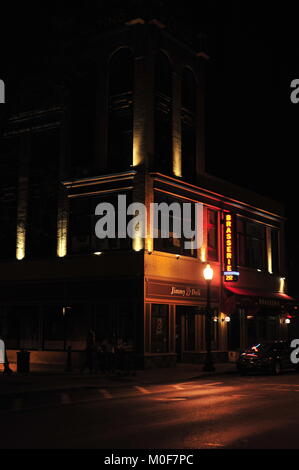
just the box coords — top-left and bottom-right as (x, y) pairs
(135, 386), (150, 395)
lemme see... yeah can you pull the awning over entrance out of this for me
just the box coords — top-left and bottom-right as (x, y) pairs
(222, 286), (296, 316)
(225, 286), (294, 302)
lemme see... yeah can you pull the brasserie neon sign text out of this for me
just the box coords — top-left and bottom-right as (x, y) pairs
(224, 213), (239, 282)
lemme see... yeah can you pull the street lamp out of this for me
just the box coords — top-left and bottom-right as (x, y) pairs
(203, 263), (215, 372)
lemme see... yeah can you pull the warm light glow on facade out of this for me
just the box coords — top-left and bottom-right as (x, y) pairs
(133, 236), (144, 252)
(203, 263), (213, 281)
(16, 223), (26, 260)
(57, 207), (68, 258)
(200, 246), (206, 262)
(133, 135), (142, 167)
(146, 237), (153, 254)
(172, 148), (182, 178)
(266, 228), (273, 274)
(279, 277), (285, 294)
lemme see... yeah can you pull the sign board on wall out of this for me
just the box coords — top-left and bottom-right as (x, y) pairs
(223, 213), (239, 282)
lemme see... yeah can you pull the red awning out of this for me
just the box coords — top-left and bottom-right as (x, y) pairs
(225, 286), (294, 301)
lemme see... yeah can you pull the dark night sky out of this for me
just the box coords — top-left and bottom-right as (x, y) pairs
(1, 1), (299, 292)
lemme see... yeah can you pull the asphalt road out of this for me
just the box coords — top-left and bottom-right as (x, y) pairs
(1, 371), (299, 449)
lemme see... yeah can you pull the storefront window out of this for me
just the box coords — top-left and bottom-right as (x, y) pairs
(67, 305), (91, 350)
(185, 312), (196, 351)
(0, 307), (20, 349)
(43, 306), (65, 350)
(151, 304), (169, 353)
(19, 307), (40, 350)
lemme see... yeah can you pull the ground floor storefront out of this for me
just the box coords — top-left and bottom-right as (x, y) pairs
(0, 278), (297, 369)
(223, 287), (296, 353)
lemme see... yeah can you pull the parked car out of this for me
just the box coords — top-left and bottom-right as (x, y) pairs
(236, 340), (299, 375)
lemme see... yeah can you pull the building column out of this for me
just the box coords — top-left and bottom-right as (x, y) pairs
(172, 71), (182, 177)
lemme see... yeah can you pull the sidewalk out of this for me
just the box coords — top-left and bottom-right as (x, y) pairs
(0, 362), (237, 397)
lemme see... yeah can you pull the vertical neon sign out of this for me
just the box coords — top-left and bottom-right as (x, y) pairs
(224, 213), (239, 282)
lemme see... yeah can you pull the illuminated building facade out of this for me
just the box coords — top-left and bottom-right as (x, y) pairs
(0, 19), (294, 368)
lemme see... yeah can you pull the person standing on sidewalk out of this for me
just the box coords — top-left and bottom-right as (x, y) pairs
(0, 335), (13, 375)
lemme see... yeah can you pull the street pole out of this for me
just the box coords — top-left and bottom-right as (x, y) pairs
(203, 278), (215, 372)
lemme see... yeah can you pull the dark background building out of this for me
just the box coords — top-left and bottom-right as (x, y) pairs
(1, 1), (299, 293)
(0, 1), (298, 367)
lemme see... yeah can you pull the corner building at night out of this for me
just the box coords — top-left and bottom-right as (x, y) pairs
(0, 18), (294, 368)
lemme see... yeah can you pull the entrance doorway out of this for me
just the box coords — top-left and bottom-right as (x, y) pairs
(175, 306), (197, 362)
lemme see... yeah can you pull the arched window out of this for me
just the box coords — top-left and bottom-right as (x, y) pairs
(108, 48), (134, 171)
(70, 61), (98, 177)
(181, 68), (196, 182)
(154, 51), (172, 174)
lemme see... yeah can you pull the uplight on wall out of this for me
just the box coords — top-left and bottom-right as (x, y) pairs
(200, 246), (206, 263)
(279, 277), (286, 294)
(16, 223), (26, 260)
(133, 237), (144, 252)
(57, 211), (68, 258)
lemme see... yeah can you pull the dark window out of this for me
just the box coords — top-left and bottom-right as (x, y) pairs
(68, 193), (132, 255)
(181, 68), (196, 182)
(237, 218), (266, 270)
(156, 52), (172, 96)
(26, 129), (60, 259)
(207, 209), (218, 261)
(182, 68), (196, 112)
(246, 222), (266, 269)
(0, 137), (19, 260)
(154, 193), (197, 258)
(108, 48), (133, 171)
(155, 52), (172, 174)
(151, 304), (169, 353)
(271, 229), (280, 273)
(70, 61), (98, 177)
(237, 219), (246, 266)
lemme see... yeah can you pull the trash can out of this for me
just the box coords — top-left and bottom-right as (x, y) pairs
(17, 350), (30, 373)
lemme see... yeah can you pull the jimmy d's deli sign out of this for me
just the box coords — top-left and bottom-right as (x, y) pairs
(147, 281), (201, 300)
(223, 212), (239, 282)
(170, 286), (201, 297)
